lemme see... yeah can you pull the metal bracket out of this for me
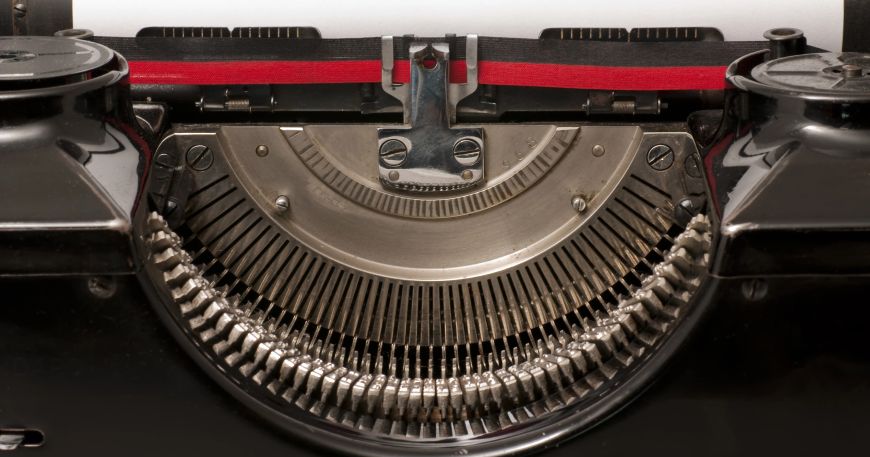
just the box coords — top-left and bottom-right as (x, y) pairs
(583, 91), (662, 115)
(198, 86), (275, 112)
(378, 35), (483, 192)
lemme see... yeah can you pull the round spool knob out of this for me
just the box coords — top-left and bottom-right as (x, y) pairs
(751, 52), (870, 95)
(726, 50), (870, 161)
(729, 51), (870, 103)
(0, 36), (114, 88)
(762, 27), (806, 59)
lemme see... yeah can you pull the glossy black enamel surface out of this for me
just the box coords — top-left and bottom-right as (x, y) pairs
(2, 275), (868, 456)
(0, 37), (147, 276)
(704, 51), (870, 277)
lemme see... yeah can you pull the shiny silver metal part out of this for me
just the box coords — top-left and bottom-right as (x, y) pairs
(141, 121), (710, 443)
(146, 211), (709, 440)
(380, 36), (408, 117)
(152, 125), (702, 280)
(380, 35), (478, 123)
(377, 37), (483, 192)
(286, 124), (577, 222)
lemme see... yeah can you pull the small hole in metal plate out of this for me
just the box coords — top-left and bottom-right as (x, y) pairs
(0, 429), (45, 451)
(421, 56), (437, 70)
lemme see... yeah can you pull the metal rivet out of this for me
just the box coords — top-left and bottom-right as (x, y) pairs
(255, 145), (270, 157)
(591, 144), (605, 157)
(461, 170), (473, 181)
(453, 139), (482, 166)
(380, 139), (408, 167)
(388, 170), (400, 181)
(185, 145), (213, 171)
(571, 195), (587, 213)
(646, 144), (674, 171)
(274, 195), (290, 212)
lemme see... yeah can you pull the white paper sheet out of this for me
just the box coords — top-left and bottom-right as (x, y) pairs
(73, 0), (844, 52)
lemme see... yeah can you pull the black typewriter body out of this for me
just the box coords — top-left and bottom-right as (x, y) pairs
(2, 3), (870, 455)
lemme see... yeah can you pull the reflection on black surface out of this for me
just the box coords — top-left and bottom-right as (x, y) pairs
(1, 277), (868, 456)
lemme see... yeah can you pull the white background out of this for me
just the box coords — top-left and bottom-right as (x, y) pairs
(73, 0), (844, 51)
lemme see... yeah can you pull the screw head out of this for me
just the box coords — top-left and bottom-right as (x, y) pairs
(571, 195), (587, 213)
(185, 145), (214, 171)
(13, 3), (26, 17)
(647, 144), (674, 171)
(255, 145), (270, 157)
(379, 139), (408, 167)
(453, 139), (482, 166)
(591, 144), (605, 157)
(388, 170), (400, 181)
(274, 195), (290, 212)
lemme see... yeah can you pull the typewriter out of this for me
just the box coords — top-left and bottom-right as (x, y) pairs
(2, 2), (869, 455)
